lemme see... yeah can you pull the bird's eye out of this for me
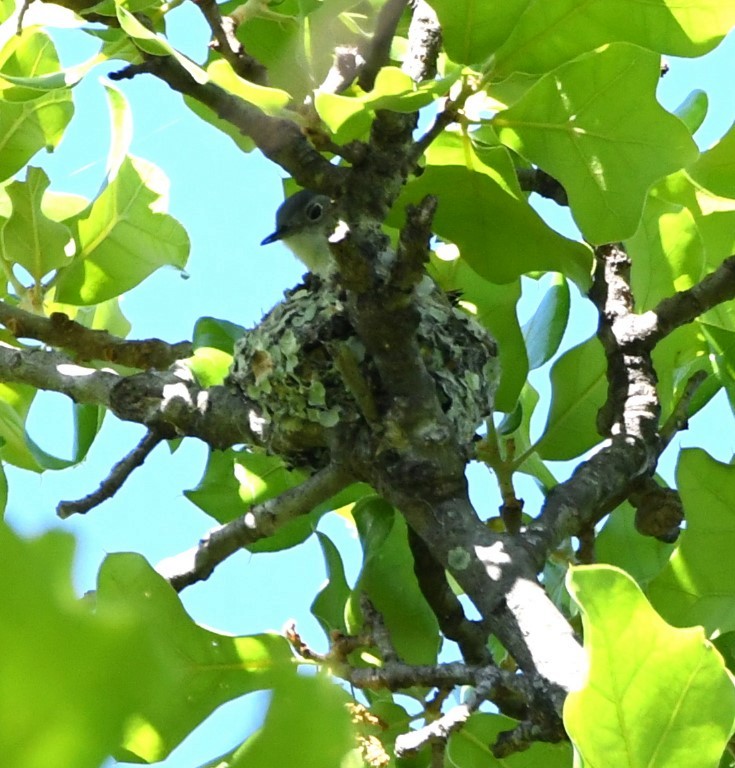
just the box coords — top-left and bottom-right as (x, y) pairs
(307, 202), (323, 221)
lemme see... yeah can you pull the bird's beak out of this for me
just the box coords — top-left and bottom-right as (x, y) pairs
(261, 226), (287, 245)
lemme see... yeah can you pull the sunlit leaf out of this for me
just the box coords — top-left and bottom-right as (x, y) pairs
(493, 0), (735, 76)
(229, 674), (356, 768)
(674, 89), (708, 136)
(396, 132), (592, 289)
(496, 44), (699, 243)
(0, 524), (157, 768)
(55, 154), (189, 304)
(688, 117), (735, 199)
(566, 565), (735, 768)
(0, 89), (72, 183)
(97, 553), (295, 763)
(427, 0), (531, 65)
(0, 166), (71, 280)
(115, 4), (208, 84)
(649, 449), (735, 636)
(626, 194), (705, 311)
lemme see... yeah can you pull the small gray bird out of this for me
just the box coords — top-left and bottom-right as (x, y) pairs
(261, 189), (335, 278)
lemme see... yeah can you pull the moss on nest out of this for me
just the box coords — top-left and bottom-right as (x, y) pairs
(227, 280), (499, 466)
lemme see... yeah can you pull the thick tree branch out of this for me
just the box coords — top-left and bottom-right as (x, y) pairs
(408, 527), (492, 665)
(0, 343), (258, 447)
(527, 243), (662, 558)
(0, 301), (191, 368)
(0, 343), (120, 405)
(157, 462), (354, 590)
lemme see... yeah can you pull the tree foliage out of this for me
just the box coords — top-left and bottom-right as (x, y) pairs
(1, 0), (735, 766)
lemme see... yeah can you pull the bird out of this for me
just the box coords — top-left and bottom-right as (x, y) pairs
(261, 189), (335, 278)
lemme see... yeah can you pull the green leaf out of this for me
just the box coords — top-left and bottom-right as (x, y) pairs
(347, 497), (441, 665)
(0, 88), (73, 183)
(521, 274), (570, 370)
(503, 383), (557, 490)
(652, 169), (735, 273)
(674, 89), (709, 136)
(184, 448), (324, 552)
(396, 132), (592, 289)
(315, 66), (457, 143)
(496, 44), (699, 243)
(596, 502), (675, 588)
(0, 0), (14, 21)
(493, 0), (735, 77)
(626, 194), (705, 311)
(652, 323), (716, 422)
(311, 531), (351, 636)
(427, 0), (531, 65)
(0, 30), (73, 181)
(55, 154), (189, 305)
(535, 337), (606, 461)
(565, 565), (735, 768)
(97, 553), (295, 763)
(186, 347), (233, 387)
(648, 449), (735, 636)
(0, 166), (72, 280)
(429, 252), (527, 411)
(0, 381), (44, 470)
(702, 323), (735, 412)
(0, 28), (62, 88)
(0, 53), (99, 97)
(0, 462), (6, 517)
(193, 315), (246, 354)
(0, 523), (157, 768)
(447, 712), (573, 767)
(229, 674), (356, 768)
(688, 118), (735, 199)
(206, 58), (290, 116)
(115, 4), (208, 84)
(102, 81), (133, 177)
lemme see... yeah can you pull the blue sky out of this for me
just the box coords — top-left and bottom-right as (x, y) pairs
(5, 8), (735, 766)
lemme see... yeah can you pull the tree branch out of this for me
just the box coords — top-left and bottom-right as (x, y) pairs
(57, 429), (168, 518)
(527, 243), (662, 558)
(194, 0), (268, 85)
(0, 343), (258, 447)
(157, 462), (354, 590)
(0, 301), (191, 369)
(645, 253), (735, 344)
(358, 0), (409, 91)
(403, 0), (441, 83)
(110, 55), (345, 195)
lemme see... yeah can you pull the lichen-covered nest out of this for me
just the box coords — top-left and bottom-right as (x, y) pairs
(227, 279), (499, 466)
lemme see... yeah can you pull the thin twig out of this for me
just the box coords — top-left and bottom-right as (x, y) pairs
(57, 430), (167, 518)
(194, 0), (268, 84)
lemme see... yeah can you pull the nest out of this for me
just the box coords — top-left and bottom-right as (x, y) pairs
(227, 279), (499, 468)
